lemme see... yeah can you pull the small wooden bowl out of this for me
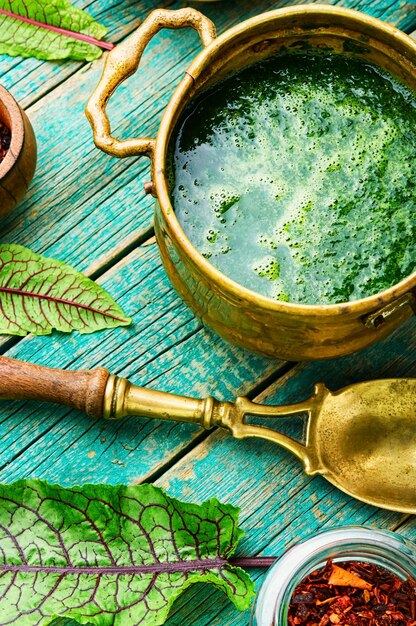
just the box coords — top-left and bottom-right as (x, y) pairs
(0, 85), (37, 217)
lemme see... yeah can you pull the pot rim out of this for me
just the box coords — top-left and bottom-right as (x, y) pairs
(155, 4), (416, 318)
(0, 85), (24, 180)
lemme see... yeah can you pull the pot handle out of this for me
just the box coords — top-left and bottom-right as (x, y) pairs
(363, 291), (416, 329)
(85, 8), (216, 159)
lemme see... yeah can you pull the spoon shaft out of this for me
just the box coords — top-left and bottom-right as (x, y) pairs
(0, 356), (222, 426)
(102, 373), (219, 428)
(0, 356), (314, 467)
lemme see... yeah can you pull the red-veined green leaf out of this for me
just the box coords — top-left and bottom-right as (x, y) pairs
(0, 244), (131, 336)
(0, 480), (254, 625)
(0, 0), (109, 61)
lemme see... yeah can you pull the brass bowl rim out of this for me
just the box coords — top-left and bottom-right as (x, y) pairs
(0, 85), (24, 180)
(155, 4), (416, 317)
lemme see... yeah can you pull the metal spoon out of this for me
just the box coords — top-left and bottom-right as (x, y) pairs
(0, 357), (414, 513)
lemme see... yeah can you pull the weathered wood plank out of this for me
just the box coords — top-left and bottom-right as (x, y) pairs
(0, 40), (181, 269)
(1, 3), (415, 624)
(150, 318), (416, 624)
(396, 517), (416, 542)
(0, 241), (284, 484)
(1, 0), (414, 110)
(2, 251), (414, 487)
(0, 0), (412, 504)
(1, 272), (416, 626)
(0, 0), (173, 108)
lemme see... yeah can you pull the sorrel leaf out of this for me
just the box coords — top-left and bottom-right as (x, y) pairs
(0, 244), (131, 335)
(0, 480), (254, 625)
(0, 0), (108, 61)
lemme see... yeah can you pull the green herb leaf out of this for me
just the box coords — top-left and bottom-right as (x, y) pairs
(0, 480), (254, 625)
(0, 0), (108, 61)
(0, 244), (131, 336)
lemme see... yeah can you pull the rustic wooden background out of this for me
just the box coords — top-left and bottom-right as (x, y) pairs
(0, 0), (415, 623)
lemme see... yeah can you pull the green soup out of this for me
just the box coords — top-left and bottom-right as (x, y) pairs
(168, 53), (416, 305)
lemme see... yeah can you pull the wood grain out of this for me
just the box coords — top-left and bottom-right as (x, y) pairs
(0, 0), (169, 109)
(0, 2), (415, 625)
(0, 242), (284, 484)
(3, 0), (415, 109)
(154, 320), (416, 624)
(0, 356), (109, 418)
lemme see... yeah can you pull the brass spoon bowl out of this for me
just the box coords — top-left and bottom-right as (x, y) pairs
(0, 356), (414, 513)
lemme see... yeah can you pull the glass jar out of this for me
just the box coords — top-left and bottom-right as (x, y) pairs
(251, 526), (416, 626)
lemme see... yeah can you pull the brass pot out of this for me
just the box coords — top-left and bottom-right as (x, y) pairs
(86, 5), (416, 361)
(0, 85), (37, 217)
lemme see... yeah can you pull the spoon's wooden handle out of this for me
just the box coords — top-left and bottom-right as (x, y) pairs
(0, 356), (109, 418)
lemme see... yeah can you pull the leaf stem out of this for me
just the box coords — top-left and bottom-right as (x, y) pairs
(0, 557), (278, 575)
(0, 9), (115, 51)
(230, 557), (277, 568)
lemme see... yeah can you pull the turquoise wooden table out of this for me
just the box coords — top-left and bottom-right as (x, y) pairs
(0, 0), (415, 623)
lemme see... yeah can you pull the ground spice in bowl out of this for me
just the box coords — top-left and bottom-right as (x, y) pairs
(288, 559), (416, 626)
(0, 121), (11, 163)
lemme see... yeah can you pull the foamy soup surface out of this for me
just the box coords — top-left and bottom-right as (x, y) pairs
(169, 53), (416, 304)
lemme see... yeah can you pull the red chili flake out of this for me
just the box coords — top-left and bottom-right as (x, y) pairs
(0, 121), (11, 163)
(288, 559), (416, 626)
